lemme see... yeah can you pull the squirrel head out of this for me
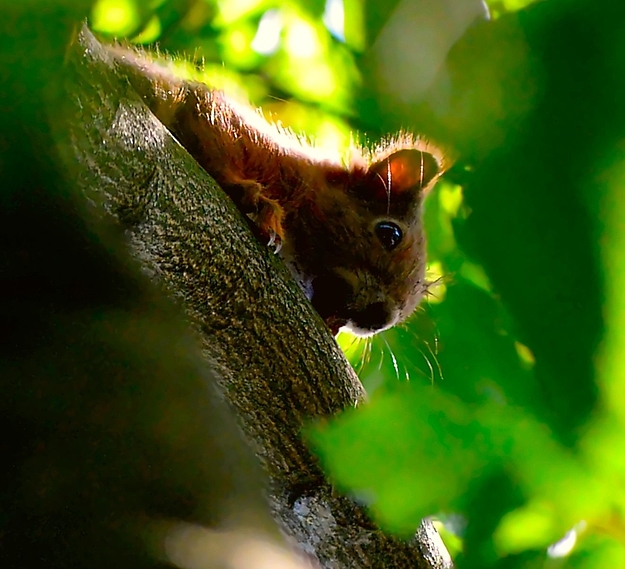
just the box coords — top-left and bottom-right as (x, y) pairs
(283, 143), (444, 336)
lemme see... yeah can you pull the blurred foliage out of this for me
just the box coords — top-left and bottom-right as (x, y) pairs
(486, 0), (541, 19)
(80, 0), (625, 567)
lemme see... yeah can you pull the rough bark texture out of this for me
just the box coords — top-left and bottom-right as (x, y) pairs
(2, 10), (283, 569)
(60, 25), (452, 569)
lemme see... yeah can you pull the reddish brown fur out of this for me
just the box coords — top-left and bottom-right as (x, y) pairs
(106, 44), (447, 336)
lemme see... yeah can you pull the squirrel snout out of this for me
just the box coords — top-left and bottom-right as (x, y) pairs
(310, 271), (397, 336)
(349, 301), (394, 334)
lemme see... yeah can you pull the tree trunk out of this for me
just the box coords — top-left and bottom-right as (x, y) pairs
(59, 24), (452, 569)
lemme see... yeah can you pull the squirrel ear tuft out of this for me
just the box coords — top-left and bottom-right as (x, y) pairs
(367, 149), (440, 200)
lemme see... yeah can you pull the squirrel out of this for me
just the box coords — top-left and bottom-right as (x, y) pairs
(104, 43), (447, 336)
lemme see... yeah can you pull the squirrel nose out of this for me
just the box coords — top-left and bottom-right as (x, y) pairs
(311, 272), (396, 335)
(350, 302), (393, 332)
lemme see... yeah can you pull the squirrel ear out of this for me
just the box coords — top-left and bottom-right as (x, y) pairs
(367, 149), (440, 201)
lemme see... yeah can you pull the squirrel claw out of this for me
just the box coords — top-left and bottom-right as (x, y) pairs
(227, 177), (286, 252)
(267, 231), (283, 254)
(256, 197), (285, 252)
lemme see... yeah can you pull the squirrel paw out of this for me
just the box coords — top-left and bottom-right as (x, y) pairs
(227, 178), (285, 249)
(255, 195), (284, 250)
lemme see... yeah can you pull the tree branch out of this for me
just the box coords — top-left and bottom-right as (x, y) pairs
(61, 25), (451, 569)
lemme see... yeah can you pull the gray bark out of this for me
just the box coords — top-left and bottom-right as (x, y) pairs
(61, 25), (452, 569)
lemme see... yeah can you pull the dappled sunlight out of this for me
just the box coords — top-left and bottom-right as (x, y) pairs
(323, 0), (345, 42)
(547, 522), (586, 559)
(133, 15), (162, 44)
(91, 0), (140, 35)
(284, 19), (320, 58)
(251, 9), (282, 55)
(216, 0), (270, 26)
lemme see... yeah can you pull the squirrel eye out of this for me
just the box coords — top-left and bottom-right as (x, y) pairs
(375, 221), (403, 250)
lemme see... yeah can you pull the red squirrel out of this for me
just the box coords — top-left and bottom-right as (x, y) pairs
(105, 44), (446, 336)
